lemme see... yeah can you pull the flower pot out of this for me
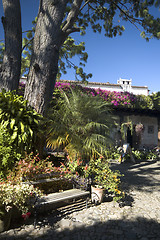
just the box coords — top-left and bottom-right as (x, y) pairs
(0, 206), (12, 233)
(91, 185), (104, 204)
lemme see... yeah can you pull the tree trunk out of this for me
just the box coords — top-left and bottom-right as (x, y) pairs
(24, 0), (67, 116)
(0, 0), (22, 92)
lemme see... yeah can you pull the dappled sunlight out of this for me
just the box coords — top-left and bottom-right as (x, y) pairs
(111, 159), (160, 193)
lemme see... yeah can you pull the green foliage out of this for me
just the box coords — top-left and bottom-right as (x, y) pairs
(0, 122), (21, 178)
(87, 157), (124, 201)
(120, 119), (133, 141)
(126, 148), (158, 161)
(59, 156), (86, 178)
(21, 19), (36, 76)
(145, 150), (157, 160)
(150, 91), (160, 110)
(106, 146), (122, 160)
(131, 149), (146, 161)
(1, 1), (160, 82)
(100, 145), (158, 162)
(46, 87), (115, 160)
(73, 1), (160, 41)
(134, 94), (154, 109)
(0, 90), (42, 156)
(0, 180), (42, 214)
(21, 18), (92, 81)
(58, 154), (124, 200)
(7, 153), (55, 181)
(58, 156), (89, 190)
(55, 81), (160, 112)
(0, 42), (4, 64)
(58, 36), (92, 81)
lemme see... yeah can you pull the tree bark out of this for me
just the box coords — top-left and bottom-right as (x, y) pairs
(0, 0), (22, 92)
(24, 0), (68, 116)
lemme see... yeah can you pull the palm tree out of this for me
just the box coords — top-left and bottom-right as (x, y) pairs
(46, 87), (116, 160)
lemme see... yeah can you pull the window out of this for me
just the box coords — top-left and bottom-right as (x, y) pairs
(148, 125), (154, 134)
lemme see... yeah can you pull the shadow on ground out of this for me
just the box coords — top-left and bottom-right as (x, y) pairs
(111, 159), (160, 193)
(1, 215), (160, 240)
(1, 159), (160, 240)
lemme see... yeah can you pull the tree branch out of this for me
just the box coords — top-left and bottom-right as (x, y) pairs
(66, 27), (81, 35)
(111, 0), (142, 32)
(80, 0), (91, 11)
(22, 29), (34, 34)
(62, 0), (83, 34)
(21, 37), (34, 52)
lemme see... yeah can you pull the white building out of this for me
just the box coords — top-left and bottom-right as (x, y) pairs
(60, 78), (149, 96)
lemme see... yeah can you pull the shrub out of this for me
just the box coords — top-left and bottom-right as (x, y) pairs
(0, 122), (21, 178)
(57, 155), (89, 190)
(0, 90), (42, 155)
(0, 180), (42, 214)
(47, 87), (115, 160)
(86, 157), (124, 201)
(8, 153), (55, 181)
(145, 150), (157, 160)
(58, 155), (124, 201)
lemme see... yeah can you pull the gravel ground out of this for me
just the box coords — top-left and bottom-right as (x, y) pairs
(0, 159), (160, 240)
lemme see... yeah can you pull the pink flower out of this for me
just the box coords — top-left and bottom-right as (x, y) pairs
(22, 212), (31, 220)
(85, 165), (88, 171)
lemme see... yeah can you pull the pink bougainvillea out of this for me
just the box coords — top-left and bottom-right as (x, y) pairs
(54, 82), (137, 108)
(18, 81), (155, 110)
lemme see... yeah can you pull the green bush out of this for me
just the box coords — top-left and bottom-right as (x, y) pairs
(0, 122), (21, 177)
(0, 90), (42, 154)
(47, 87), (115, 160)
(0, 90), (43, 178)
(131, 150), (145, 160)
(145, 150), (157, 160)
(11, 152), (54, 181)
(126, 149), (157, 161)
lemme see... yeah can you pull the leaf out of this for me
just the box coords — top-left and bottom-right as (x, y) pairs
(29, 127), (33, 137)
(26, 31), (33, 39)
(33, 119), (39, 124)
(10, 119), (15, 129)
(20, 121), (25, 133)
(11, 131), (17, 141)
(22, 133), (27, 142)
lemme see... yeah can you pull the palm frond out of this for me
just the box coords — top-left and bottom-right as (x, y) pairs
(46, 87), (116, 159)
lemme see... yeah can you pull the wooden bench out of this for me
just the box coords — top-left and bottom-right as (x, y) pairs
(22, 177), (90, 227)
(36, 188), (90, 207)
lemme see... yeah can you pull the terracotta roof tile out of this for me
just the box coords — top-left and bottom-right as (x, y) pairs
(59, 80), (147, 89)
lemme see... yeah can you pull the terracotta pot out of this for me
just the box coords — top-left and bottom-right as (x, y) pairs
(91, 185), (104, 204)
(0, 206), (12, 233)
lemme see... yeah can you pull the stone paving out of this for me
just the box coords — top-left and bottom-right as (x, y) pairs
(0, 159), (160, 240)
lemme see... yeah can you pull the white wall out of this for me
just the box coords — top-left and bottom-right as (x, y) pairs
(124, 115), (158, 148)
(131, 87), (149, 96)
(81, 83), (123, 92)
(80, 83), (148, 96)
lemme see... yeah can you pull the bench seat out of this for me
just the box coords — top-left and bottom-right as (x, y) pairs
(36, 189), (90, 207)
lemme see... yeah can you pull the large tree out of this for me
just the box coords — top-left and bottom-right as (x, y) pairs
(1, 0), (160, 115)
(0, 0), (22, 91)
(24, 0), (160, 115)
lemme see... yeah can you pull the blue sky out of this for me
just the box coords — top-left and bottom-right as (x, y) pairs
(0, 1), (160, 93)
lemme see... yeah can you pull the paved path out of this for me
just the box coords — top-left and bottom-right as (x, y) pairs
(0, 159), (160, 240)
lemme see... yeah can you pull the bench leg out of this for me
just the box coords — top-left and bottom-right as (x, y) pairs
(34, 205), (37, 229)
(86, 197), (89, 208)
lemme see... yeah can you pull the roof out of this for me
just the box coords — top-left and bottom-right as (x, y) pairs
(59, 80), (148, 89)
(112, 106), (160, 117)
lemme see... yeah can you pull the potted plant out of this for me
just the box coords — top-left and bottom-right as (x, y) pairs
(86, 157), (124, 203)
(0, 180), (42, 232)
